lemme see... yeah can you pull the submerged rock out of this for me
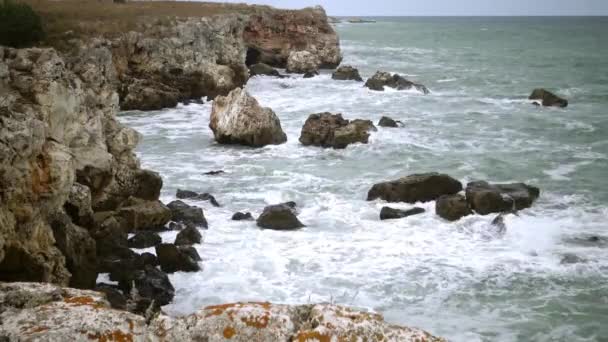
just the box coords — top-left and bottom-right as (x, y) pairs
(529, 88), (568, 108)
(378, 116), (400, 127)
(232, 212), (254, 221)
(249, 63), (282, 77)
(210, 88), (287, 147)
(167, 200), (208, 228)
(257, 203), (304, 230)
(365, 71), (430, 94)
(560, 253), (587, 265)
(286, 50), (321, 74)
(174, 225), (202, 246)
(368, 173), (463, 203)
(332, 65), (363, 82)
(435, 194), (472, 221)
(465, 181), (540, 215)
(303, 70), (319, 78)
(380, 207), (425, 220)
(128, 231), (162, 249)
(203, 170), (225, 176)
(155, 244), (201, 273)
(299, 113), (377, 149)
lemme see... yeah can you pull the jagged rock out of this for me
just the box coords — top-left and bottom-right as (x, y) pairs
(119, 78), (181, 111)
(130, 265), (175, 306)
(378, 116), (399, 127)
(210, 88), (287, 147)
(95, 284), (127, 310)
(435, 194), (472, 221)
(365, 71), (430, 94)
(299, 113), (376, 149)
(174, 226), (202, 246)
(465, 181), (540, 215)
(118, 198), (172, 232)
(529, 88), (568, 108)
(139, 252), (159, 267)
(245, 5), (342, 69)
(0, 283), (445, 341)
(167, 200), (208, 228)
(176, 189), (221, 207)
(286, 50), (320, 74)
(232, 212), (254, 221)
(64, 183), (94, 227)
(380, 207), (425, 220)
(332, 65), (363, 81)
(91, 213), (129, 262)
(249, 63), (282, 77)
(155, 244), (201, 273)
(128, 231), (162, 249)
(303, 71), (319, 78)
(368, 173), (463, 203)
(257, 203), (304, 230)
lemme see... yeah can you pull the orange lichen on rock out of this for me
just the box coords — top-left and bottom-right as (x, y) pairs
(295, 330), (332, 342)
(223, 326), (237, 339)
(86, 330), (133, 342)
(204, 303), (241, 318)
(240, 312), (270, 329)
(64, 296), (105, 309)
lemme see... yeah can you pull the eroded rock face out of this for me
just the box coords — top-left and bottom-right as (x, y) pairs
(465, 181), (540, 215)
(244, 5), (342, 69)
(286, 50), (320, 74)
(332, 65), (363, 81)
(365, 71), (430, 94)
(299, 113), (377, 149)
(368, 173), (463, 203)
(529, 88), (568, 108)
(249, 63), (282, 78)
(435, 194), (472, 221)
(210, 88), (287, 147)
(0, 282), (446, 341)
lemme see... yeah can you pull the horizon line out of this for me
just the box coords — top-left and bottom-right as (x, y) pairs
(328, 14), (608, 17)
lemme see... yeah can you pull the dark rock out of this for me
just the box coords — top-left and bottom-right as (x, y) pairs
(435, 194), (473, 221)
(249, 63), (282, 77)
(130, 265), (175, 306)
(380, 207), (425, 220)
(332, 65), (363, 82)
(167, 200), (208, 228)
(368, 173), (463, 203)
(197, 193), (221, 207)
(176, 189), (221, 207)
(465, 181), (540, 215)
(560, 253), (587, 265)
(203, 170), (225, 176)
(378, 116), (399, 128)
(117, 197), (172, 232)
(174, 225), (202, 246)
(232, 212), (254, 221)
(529, 88), (568, 108)
(176, 189), (198, 199)
(139, 252), (158, 267)
(50, 212), (97, 289)
(133, 169), (163, 201)
(303, 71), (319, 78)
(179, 246), (202, 262)
(491, 214), (508, 236)
(299, 113), (376, 149)
(91, 213), (128, 260)
(95, 284), (127, 310)
(128, 231), (162, 249)
(257, 203), (305, 230)
(155, 244), (201, 273)
(168, 222), (186, 230)
(364, 71), (430, 94)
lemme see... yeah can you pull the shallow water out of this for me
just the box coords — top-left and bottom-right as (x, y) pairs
(119, 17), (608, 341)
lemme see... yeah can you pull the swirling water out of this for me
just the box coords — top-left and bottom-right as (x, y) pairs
(119, 17), (608, 341)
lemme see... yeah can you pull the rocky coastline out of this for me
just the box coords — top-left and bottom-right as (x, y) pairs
(0, 1), (570, 340)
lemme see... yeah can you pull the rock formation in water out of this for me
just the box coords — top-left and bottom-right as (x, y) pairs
(367, 173), (463, 203)
(286, 50), (321, 74)
(244, 5), (342, 69)
(529, 88), (568, 108)
(365, 71), (430, 94)
(0, 282), (445, 341)
(210, 88), (287, 147)
(299, 113), (377, 149)
(332, 65), (363, 81)
(465, 181), (540, 215)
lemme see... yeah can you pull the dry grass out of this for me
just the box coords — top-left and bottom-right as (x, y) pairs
(21, 0), (269, 49)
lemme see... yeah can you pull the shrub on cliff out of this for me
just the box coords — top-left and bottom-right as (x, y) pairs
(0, 0), (45, 47)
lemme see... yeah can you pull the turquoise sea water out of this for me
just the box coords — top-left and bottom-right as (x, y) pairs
(119, 17), (608, 341)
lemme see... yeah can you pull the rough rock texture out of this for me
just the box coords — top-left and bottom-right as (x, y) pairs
(465, 181), (540, 215)
(244, 6), (342, 69)
(167, 200), (208, 228)
(249, 63), (282, 77)
(332, 65), (363, 81)
(257, 203), (304, 230)
(378, 116), (400, 127)
(380, 207), (425, 220)
(128, 231), (162, 249)
(210, 88), (287, 147)
(529, 88), (568, 108)
(155, 244), (201, 273)
(0, 46), (163, 287)
(435, 194), (473, 221)
(286, 50), (320, 74)
(0, 282), (445, 341)
(174, 225), (202, 246)
(368, 173), (463, 203)
(299, 113), (377, 149)
(118, 198), (172, 232)
(365, 71), (430, 94)
(232, 212), (254, 221)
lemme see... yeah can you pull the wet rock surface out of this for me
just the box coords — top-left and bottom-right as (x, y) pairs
(299, 113), (377, 149)
(174, 225), (202, 246)
(155, 244), (201, 273)
(257, 203), (305, 230)
(368, 173), (463, 203)
(465, 181), (540, 215)
(167, 200), (208, 228)
(365, 71), (430, 93)
(128, 231), (162, 249)
(378, 116), (401, 127)
(380, 207), (425, 220)
(529, 88), (568, 107)
(332, 65), (363, 81)
(435, 194), (473, 221)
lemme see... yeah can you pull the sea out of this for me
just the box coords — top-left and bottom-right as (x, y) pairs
(117, 17), (608, 341)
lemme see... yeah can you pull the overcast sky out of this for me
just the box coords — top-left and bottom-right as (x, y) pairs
(203, 0), (608, 16)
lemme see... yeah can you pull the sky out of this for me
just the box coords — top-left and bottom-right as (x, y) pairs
(202, 0), (608, 16)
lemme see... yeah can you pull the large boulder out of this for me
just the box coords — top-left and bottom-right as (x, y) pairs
(529, 88), (568, 108)
(435, 194), (472, 221)
(368, 173), (463, 203)
(378, 116), (400, 128)
(209, 88), (287, 147)
(128, 231), (162, 249)
(249, 63), (282, 78)
(117, 198), (171, 232)
(257, 203), (304, 230)
(299, 113), (376, 149)
(155, 244), (201, 273)
(286, 50), (321, 74)
(174, 225), (202, 246)
(332, 65), (363, 82)
(167, 200), (208, 228)
(365, 71), (430, 94)
(465, 181), (540, 215)
(380, 207), (425, 220)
